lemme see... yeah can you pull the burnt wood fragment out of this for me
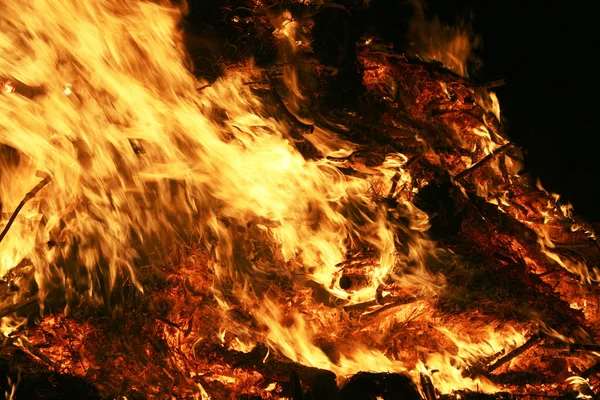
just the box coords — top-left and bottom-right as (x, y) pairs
(485, 332), (543, 374)
(0, 176), (51, 245)
(340, 372), (422, 400)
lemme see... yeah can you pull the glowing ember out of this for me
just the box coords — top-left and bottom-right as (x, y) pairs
(2, 80), (15, 94)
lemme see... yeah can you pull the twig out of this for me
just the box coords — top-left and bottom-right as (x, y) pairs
(485, 332), (543, 373)
(157, 317), (182, 330)
(463, 348), (506, 378)
(568, 344), (600, 352)
(581, 360), (600, 379)
(243, 73), (283, 86)
(358, 298), (414, 325)
(0, 175), (51, 244)
(19, 339), (56, 368)
(0, 77), (45, 98)
(474, 79), (506, 90)
(545, 343), (600, 352)
(454, 142), (516, 181)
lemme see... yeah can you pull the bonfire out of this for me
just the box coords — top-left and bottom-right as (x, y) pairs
(1, 1), (599, 399)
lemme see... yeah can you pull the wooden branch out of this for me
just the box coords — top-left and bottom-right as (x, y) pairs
(343, 299), (378, 312)
(0, 77), (45, 98)
(204, 342), (337, 387)
(568, 344), (600, 352)
(0, 296), (39, 319)
(0, 175), (51, 244)
(453, 142), (516, 181)
(474, 79), (506, 90)
(545, 343), (600, 353)
(485, 332), (543, 373)
(19, 338), (57, 368)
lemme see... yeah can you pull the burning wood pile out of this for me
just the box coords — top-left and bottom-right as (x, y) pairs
(1, 0), (600, 399)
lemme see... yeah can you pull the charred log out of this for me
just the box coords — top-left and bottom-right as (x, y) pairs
(0, 175), (51, 245)
(484, 332), (543, 374)
(340, 372), (422, 400)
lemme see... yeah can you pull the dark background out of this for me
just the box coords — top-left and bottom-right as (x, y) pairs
(418, 0), (600, 221)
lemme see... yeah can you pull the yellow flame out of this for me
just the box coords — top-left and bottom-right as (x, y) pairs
(414, 325), (526, 394)
(0, 0), (394, 302)
(408, 5), (478, 77)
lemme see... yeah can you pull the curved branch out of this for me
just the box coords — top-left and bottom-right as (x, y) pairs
(0, 175), (51, 245)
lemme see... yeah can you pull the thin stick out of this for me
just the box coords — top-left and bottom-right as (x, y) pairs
(454, 142), (515, 181)
(474, 79), (506, 90)
(420, 373), (437, 400)
(0, 175), (51, 244)
(545, 343), (600, 352)
(485, 332), (543, 373)
(19, 337), (56, 368)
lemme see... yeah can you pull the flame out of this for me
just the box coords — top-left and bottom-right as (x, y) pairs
(1, 0), (436, 354)
(0, 0), (393, 303)
(415, 325), (526, 394)
(566, 376), (595, 399)
(0, 0), (586, 397)
(407, 2), (479, 77)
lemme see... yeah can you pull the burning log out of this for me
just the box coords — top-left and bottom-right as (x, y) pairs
(411, 178), (591, 334)
(0, 296), (38, 319)
(333, 47), (600, 330)
(475, 332), (544, 376)
(201, 342), (338, 392)
(453, 142), (519, 181)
